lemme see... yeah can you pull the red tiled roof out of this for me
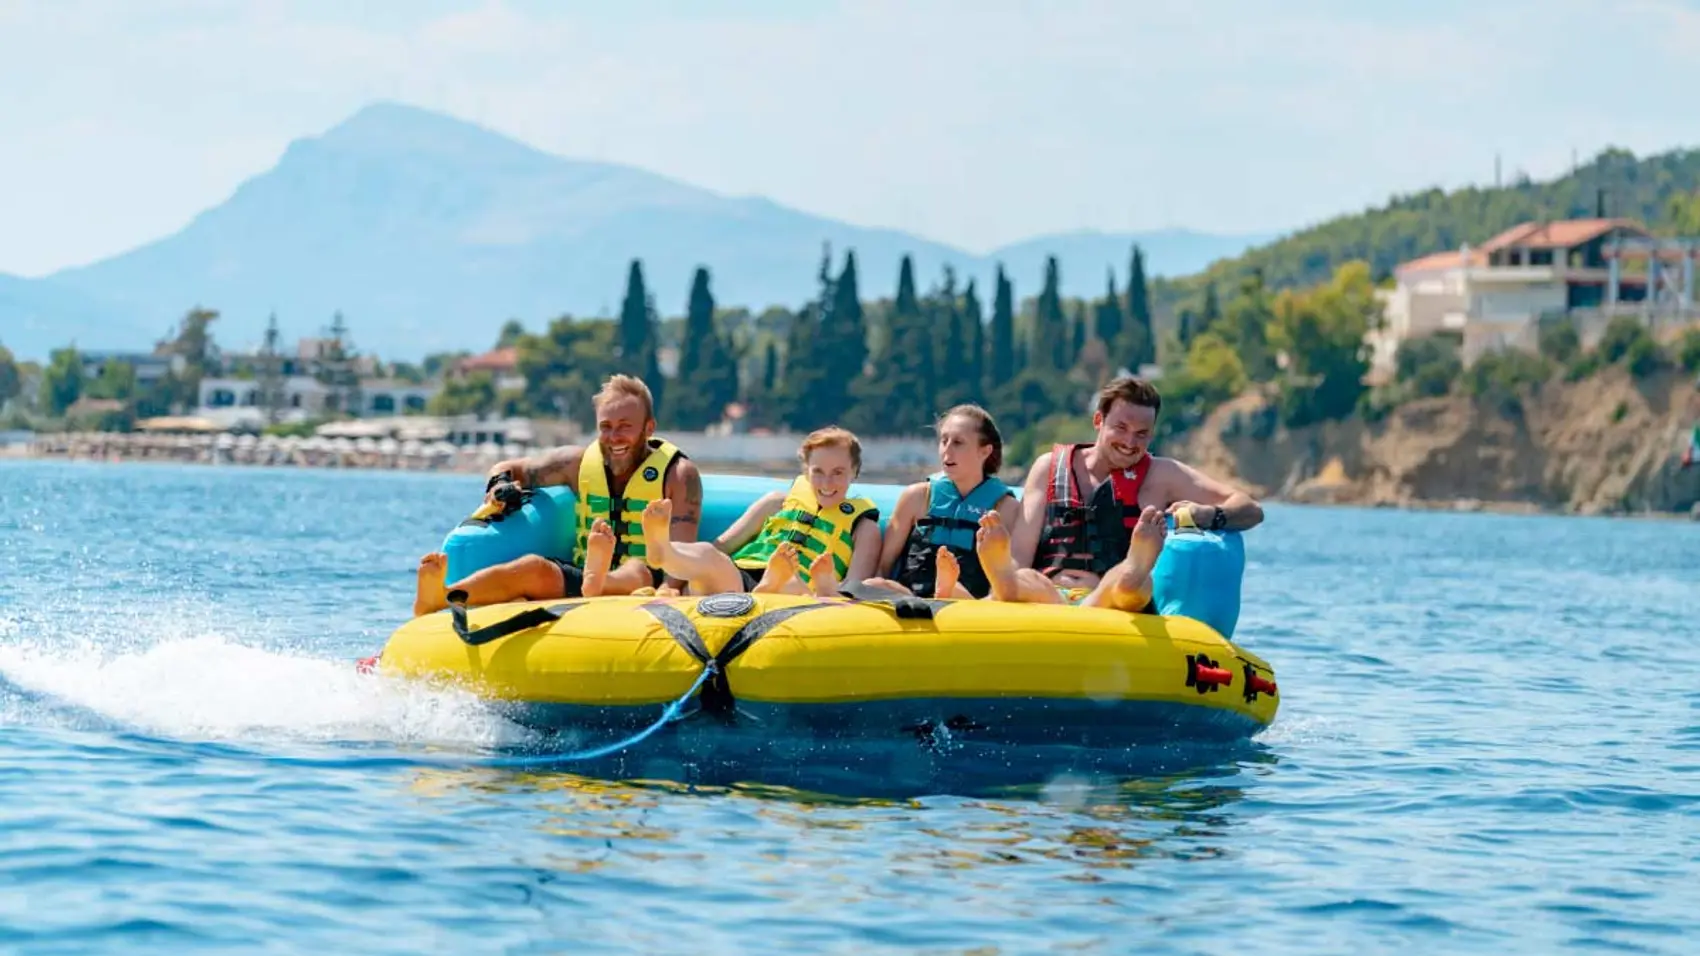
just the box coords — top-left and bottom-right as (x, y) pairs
(1477, 218), (1646, 253)
(1395, 248), (1484, 274)
(455, 347), (519, 373)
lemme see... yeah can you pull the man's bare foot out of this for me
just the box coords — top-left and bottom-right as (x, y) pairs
(1126, 505), (1168, 578)
(975, 512), (1021, 602)
(933, 547), (960, 599)
(413, 552), (450, 617)
(1107, 505), (1168, 603)
(581, 518), (616, 597)
(807, 551), (839, 598)
(753, 542), (799, 594)
(641, 499), (674, 569)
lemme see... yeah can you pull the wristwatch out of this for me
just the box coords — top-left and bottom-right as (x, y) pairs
(1208, 505), (1228, 531)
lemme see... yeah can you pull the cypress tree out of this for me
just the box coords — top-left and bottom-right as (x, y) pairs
(1095, 268), (1124, 352)
(1071, 299), (1088, 367)
(1201, 282), (1221, 336)
(776, 247), (837, 431)
(990, 266), (1015, 385)
(854, 255), (934, 434)
(777, 303), (822, 431)
(962, 278), (985, 405)
(821, 251), (866, 414)
(618, 259), (664, 414)
(1126, 245), (1155, 366)
(1036, 256), (1068, 371)
(939, 267), (965, 404)
(671, 267), (737, 429)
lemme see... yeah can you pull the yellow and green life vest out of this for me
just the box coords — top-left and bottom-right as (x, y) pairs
(731, 475), (878, 584)
(573, 437), (683, 565)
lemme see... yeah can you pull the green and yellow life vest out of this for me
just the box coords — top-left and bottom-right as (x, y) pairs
(731, 475), (878, 585)
(573, 437), (683, 565)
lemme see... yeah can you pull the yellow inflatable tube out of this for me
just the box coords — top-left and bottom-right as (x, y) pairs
(377, 589), (1279, 745)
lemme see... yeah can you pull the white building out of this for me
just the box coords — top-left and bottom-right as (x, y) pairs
(197, 375), (439, 422)
(77, 350), (186, 388)
(1372, 218), (1696, 372)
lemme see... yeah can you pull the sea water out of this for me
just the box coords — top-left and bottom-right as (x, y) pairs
(1, 460), (1696, 953)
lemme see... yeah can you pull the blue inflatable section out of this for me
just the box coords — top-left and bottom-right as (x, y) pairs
(440, 472), (1244, 638)
(1149, 523), (1245, 639)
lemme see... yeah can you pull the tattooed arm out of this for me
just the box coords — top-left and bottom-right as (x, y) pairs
(488, 444), (585, 493)
(660, 458), (705, 591)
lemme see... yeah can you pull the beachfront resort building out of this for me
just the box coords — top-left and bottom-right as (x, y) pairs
(196, 375), (438, 426)
(1370, 217), (1700, 373)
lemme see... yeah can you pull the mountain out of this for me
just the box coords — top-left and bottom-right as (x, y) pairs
(0, 271), (160, 362)
(0, 102), (1268, 361)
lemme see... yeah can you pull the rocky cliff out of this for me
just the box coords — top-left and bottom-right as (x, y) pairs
(1171, 368), (1700, 516)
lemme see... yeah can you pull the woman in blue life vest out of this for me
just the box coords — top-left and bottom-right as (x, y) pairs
(637, 426), (883, 597)
(862, 404), (1020, 599)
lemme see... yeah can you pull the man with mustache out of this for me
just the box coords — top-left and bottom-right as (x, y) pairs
(412, 374), (702, 615)
(978, 375), (1263, 611)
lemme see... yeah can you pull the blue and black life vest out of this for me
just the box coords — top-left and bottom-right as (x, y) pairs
(895, 473), (1013, 598)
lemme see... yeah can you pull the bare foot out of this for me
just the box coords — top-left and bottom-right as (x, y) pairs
(413, 552), (449, 617)
(807, 551), (839, 598)
(581, 518), (616, 597)
(933, 547), (960, 599)
(1107, 505), (1168, 604)
(1125, 506), (1168, 578)
(974, 512), (1021, 602)
(641, 498), (674, 569)
(753, 542), (799, 594)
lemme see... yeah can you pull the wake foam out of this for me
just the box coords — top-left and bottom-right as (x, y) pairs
(0, 632), (529, 752)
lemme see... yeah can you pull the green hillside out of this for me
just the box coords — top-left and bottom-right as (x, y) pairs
(1153, 146), (1700, 318)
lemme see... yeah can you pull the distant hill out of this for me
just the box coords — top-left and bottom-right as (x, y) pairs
(1156, 146), (1700, 313)
(0, 272), (160, 362)
(0, 102), (1265, 361)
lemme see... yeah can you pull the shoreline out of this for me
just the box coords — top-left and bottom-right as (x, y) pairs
(10, 444), (1696, 522)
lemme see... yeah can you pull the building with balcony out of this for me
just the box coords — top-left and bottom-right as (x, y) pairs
(197, 375), (439, 426)
(1373, 218), (1699, 372)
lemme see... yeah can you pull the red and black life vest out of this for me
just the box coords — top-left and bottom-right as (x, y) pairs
(1033, 442), (1150, 577)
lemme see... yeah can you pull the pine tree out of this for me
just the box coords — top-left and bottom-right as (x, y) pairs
(1036, 256), (1068, 371)
(990, 266), (1015, 385)
(1126, 245), (1155, 367)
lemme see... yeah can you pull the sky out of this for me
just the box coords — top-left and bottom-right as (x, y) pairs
(1, 0), (1698, 277)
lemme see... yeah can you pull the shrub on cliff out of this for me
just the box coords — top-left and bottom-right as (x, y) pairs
(1394, 333), (1463, 398)
(1595, 315), (1667, 378)
(1675, 328), (1700, 374)
(1537, 319), (1582, 364)
(1462, 350), (1552, 413)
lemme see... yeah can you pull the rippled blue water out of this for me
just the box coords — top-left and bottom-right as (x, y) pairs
(3, 459), (1697, 953)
